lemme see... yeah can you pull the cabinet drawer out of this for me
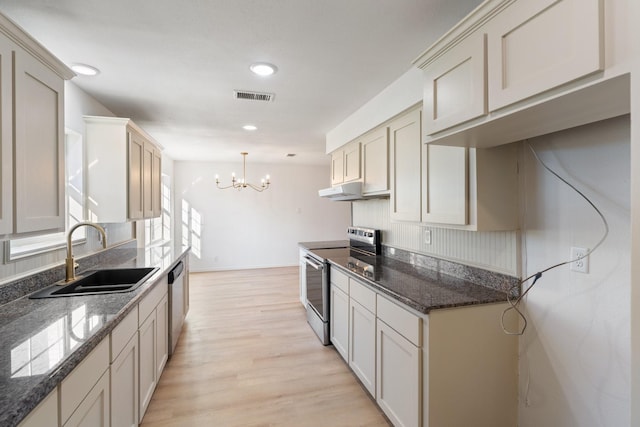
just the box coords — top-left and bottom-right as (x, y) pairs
(349, 279), (376, 313)
(139, 277), (167, 326)
(330, 268), (349, 294)
(110, 306), (138, 362)
(60, 337), (109, 424)
(377, 295), (422, 346)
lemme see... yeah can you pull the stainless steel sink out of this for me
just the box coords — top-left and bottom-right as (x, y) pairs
(30, 267), (159, 299)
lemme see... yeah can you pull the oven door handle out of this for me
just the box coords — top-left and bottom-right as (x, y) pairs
(304, 256), (324, 271)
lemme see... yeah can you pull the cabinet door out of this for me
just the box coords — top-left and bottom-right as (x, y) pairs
(349, 299), (376, 397)
(128, 132), (144, 220)
(331, 150), (344, 185)
(156, 294), (169, 378)
(18, 389), (58, 427)
(138, 311), (157, 422)
(423, 31), (486, 134)
(376, 319), (421, 427)
(142, 141), (154, 218)
(423, 145), (468, 225)
(14, 47), (65, 233)
(152, 147), (162, 217)
(330, 284), (349, 362)
(63, 370), (110, 427)
(362, 127), (389, 195)
(343, 142), (361, 183)
(299, 250), (307, 307)
(390, 109), (422, 222)
(0, 36), (12, 235)
(111, 334), (138, 427)
(487, 0), (603, 111)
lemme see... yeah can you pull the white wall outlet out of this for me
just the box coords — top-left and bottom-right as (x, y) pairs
(424, 229), (432, 245)
(570, 247), (589, 273)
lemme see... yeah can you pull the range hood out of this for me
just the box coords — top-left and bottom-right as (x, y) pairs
(318, 182), (362, 201)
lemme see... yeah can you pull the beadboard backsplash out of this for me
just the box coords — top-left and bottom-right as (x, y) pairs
(352, 198), (519, 276)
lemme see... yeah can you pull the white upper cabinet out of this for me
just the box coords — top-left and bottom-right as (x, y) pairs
(330, 150), (345, 185)
(0, 36), (13, 236)
(343, 141), (361, 183)
(423, 143), (518, 231)
(390, 108), (422, 222)
(330, 140), (361, 186)
(361, 127), (389, 195)
(423, 31), (487, 135)
(414, 0), (627, 148)
(85, 116), (162, 223)
(487, 0), (603, 111)
(0, 13), (73, 237)
(423, 145), (468, 226)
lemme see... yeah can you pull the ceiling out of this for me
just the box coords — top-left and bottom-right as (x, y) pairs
(0, 0), (482, 164)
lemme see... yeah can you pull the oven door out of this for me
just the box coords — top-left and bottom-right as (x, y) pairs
(304, 255), (327, 319)
(304, 255), (330, 344)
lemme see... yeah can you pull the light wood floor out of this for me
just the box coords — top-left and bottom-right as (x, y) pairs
(141, 267), (390, 427)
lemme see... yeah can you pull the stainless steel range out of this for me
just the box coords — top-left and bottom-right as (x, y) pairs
(304, 226), (381, 344)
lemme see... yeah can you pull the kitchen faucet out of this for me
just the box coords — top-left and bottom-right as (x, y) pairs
(64, 222), (107, 283)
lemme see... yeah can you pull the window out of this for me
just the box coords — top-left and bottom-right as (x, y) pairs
(5, 129), (86, 261)
(144, 173), (171, 246)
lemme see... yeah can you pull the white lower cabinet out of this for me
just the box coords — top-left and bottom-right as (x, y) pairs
(298, 248), (307, 307)
(332, 267), (517, 427)
(111, 334), (139, 427)
(376, 320), (421, 427)
(348, 298), (376, 397)
(155, 294), (169, 378)
(138, 310), (157, 422)
(18, 389), (58, 427)
(19, 275), (176, 427)
(138, 278), (169, 423)
(64, 370), (110, 427)
(110, 306), (139, 427)
(376, 294), (422, 427)
(330, 284), (350, 362)
(60, 338), (110, 427)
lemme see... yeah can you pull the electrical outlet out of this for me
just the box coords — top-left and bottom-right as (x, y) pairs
(570, 247), (589, 273)
(424, 229), (431, 245)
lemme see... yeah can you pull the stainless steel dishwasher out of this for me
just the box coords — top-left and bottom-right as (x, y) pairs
(168, 260), (185, 357)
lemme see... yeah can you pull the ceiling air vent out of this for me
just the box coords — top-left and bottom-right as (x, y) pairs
(233, 90), (275, 102)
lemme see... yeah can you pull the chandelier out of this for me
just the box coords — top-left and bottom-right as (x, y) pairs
(215, 152), (271, 192)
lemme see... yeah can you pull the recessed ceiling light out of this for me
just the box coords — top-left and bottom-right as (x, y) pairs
(71, 63), (100, 76)
(249, 62), (277, 77)
(243, 125), (257, 131)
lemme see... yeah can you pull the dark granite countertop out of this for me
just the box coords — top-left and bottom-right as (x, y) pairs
(298, 240), (349, 251)
(0, 242), (190, 427)
(313, 248), (511, 315)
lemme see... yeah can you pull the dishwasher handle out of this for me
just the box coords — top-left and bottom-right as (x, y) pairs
(168, 261), (184, 284)
(304, 256), (324, 271)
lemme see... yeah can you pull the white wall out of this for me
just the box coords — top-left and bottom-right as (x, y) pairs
(325, 67), (423, 153)
(65, 81), (116, 134)
(518, 116), (630, 427)
(174, 160), (350, 271)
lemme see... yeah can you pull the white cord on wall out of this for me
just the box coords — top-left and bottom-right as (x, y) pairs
(501, 141), (610, 335)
